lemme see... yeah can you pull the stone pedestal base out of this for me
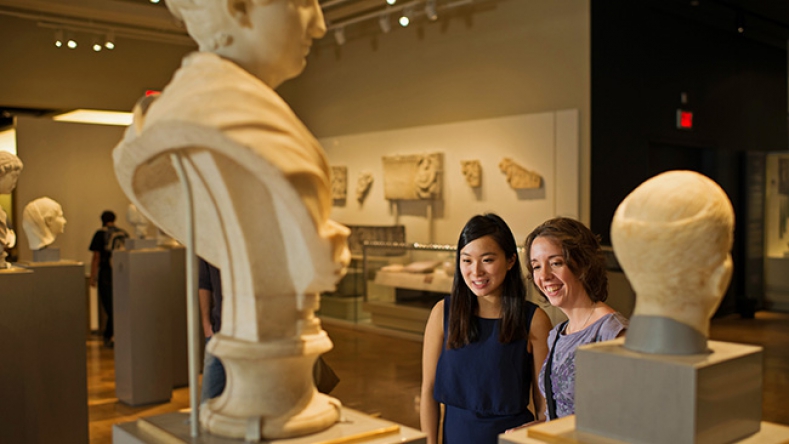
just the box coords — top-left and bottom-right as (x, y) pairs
(498, 416), (789, 444)
(113, 407), (426, 443)
(125, 238), (158, 250)
(574, 338), (762, 444)
(32, 247), (60, 262)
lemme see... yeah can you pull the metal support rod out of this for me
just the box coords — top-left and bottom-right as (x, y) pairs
(170, 152), (201, 438)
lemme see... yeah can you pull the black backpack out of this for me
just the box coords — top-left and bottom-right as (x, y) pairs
(104, 226), (129, 252)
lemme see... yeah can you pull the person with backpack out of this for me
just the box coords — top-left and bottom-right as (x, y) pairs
(89, 210), (129, 348)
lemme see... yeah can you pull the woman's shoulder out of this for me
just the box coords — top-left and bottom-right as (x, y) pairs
(597, 312), (628, 339)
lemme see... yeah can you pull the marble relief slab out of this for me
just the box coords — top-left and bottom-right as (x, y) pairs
(382, 153), (443, 200)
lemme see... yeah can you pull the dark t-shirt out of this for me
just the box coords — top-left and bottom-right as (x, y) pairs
(89, 226), (128, 270)
(198, 258), (222, 334)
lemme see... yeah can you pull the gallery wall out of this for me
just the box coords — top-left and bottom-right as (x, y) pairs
(14, 117), (131, 265)
(322, 110), (579, 245)
(281, 0), (592, 222)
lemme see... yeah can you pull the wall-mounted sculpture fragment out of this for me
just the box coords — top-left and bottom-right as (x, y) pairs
(356, 171), (373, 203)
(330, 166), (347, 201)
(499, 158), (541, 189)
(460, 160), (482, 188)
(382, 152), (443, 200)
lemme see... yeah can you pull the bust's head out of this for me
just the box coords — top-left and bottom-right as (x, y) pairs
(165, 0), (326, 88)
(0, 151), (23, 195)
(611, 170), (734, 337)
(22, 197), (67, 250)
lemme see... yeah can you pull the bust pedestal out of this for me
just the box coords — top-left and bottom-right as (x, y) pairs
(113, 407), (426, 443)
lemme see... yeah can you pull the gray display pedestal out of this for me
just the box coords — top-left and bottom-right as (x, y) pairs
(575, 338), (762, 444)
(113, 247), (187, 406)
(113, 407), (426, 443)
(0, 261), (88, 444)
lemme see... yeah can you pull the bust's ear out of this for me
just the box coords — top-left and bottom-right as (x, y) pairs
(226, 0), (252, 27)
(706, 254), (733, 312)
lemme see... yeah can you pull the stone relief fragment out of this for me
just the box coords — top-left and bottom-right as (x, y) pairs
(499, 158), (541, 189)
(460, 160), (482, 188)
(356, 171), (374, 203)
(382, 152), (443, 200)
(330, 166), (348, 200)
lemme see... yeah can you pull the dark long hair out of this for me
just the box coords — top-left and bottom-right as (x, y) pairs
(524, 217), (608, 302)
(447, 213), (529, 349)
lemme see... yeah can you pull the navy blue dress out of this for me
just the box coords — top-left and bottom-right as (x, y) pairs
(433, 296), (537, 444)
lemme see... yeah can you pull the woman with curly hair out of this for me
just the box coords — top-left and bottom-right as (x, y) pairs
(524, 217), (628, 421)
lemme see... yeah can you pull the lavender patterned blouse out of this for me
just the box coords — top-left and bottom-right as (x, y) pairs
(538, 312), (628, 420)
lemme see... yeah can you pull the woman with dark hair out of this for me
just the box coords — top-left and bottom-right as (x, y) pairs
(421, 213), (551, 444)
(524, 217), (628, 421)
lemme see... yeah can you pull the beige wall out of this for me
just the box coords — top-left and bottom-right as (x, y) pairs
(0, 14), (191, 112)
(14, 117), (131, 265)
(281, 0), (591, 221)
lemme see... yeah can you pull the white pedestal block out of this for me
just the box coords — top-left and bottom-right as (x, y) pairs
(574, 338), (762, 444)
(113, 248), (177, 406)
(0, 262), (88, 444)
(113, 407), (426, 443)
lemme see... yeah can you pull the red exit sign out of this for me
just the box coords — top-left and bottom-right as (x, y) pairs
(676, 109), (693, 130)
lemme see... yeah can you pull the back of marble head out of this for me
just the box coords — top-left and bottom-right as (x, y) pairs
(0, 151), (23, 194)
(611, 170), (734, 355)
(22, 197), (66, 250)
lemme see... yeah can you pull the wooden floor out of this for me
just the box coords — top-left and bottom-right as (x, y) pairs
(87, 311), (789, 443)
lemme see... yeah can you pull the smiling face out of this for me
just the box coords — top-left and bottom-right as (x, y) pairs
(231, 0), (326, 87)
(529, 236), (588, 309)
(459, 235), (515, 299)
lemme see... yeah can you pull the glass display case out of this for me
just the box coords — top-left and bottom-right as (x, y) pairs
(362, 241), (456, 333)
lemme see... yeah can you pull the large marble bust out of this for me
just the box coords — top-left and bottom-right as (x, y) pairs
(611, 170), (734, 354)
(113, 0), (349, 439)
(22, 197), (67, 251)
(0, 152), (23, 268)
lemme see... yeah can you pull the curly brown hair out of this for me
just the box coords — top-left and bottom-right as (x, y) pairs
(524, 217), (608, 302)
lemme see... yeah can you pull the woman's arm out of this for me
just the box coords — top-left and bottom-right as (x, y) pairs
(420, 300), (445, 444)
(528, 307), (551, 422)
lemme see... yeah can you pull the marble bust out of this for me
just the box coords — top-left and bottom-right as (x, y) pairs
(126, 203), (149, 238)
(611, 170), (734, 354)
(22, 197), (67, 251)
(0, 152), (23, 267)
(113, 0), (349, 439)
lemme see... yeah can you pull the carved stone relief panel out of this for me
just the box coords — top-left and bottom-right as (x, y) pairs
(330, 166), (347, 201)
(356, 171), (374, 203)
(382, 152), (443, 200)
(460, 160), (482, 188)
(499, 158), (541, 189)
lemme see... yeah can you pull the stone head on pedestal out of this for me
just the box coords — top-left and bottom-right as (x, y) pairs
(22, 197), (67, 251)
(126, 204), (149, 239)
(611, 170), (734, 354)
(0, 152), (24, 267)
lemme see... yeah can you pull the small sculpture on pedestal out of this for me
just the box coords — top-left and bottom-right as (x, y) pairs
(0, 151), (23, 268)
(113, 0), (350, 440)
(126, 203), (150, 239)
(611, 169), (734, 354)
(22, 197), (67, 261)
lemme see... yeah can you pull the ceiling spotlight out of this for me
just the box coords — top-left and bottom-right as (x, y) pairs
(150, 0), (161, 3)
(334, 27), (346, 46)
(104, 31), (115, 50)
(54, 29), (64, 48)
(92, 37), (103, 52)
(399, 8), (412, 27)
(425, 0), (438, 21)
(379, 13), (392, 33)
(66, 36), (78, 49)
(386, 0), (396, 5)
(736, 13), (745, 34)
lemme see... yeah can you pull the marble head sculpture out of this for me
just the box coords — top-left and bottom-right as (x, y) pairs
(0, 151), (23, 194)
(0, 152), (23, 266)
(113, 0), (349, 439)
(22, 197), (66, 251)
(611, 170), (734, 354)
(126, 204), (149, 238)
